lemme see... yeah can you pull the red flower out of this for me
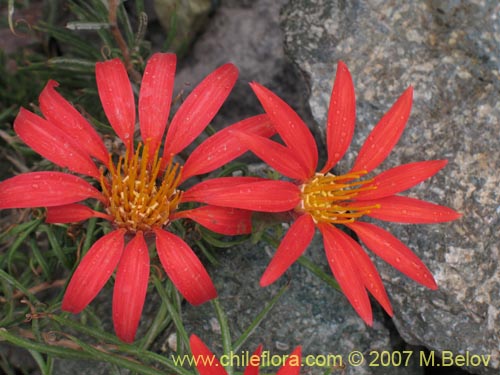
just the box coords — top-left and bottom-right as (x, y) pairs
(182, 62), (461, 324)
(189, 334), (301, 375)
(0, 53), (274, 342)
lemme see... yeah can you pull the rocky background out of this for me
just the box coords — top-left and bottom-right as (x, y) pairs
(3, 1), (499, 375)
(280, 1), (500, 374)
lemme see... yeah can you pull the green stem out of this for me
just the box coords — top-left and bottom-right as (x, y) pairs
(296, 256), (341, 292)
(0, 328), (95, 361)
(139, 297), (171, 351)
(211, 298), (233, 375)
(49, 314), (193, 375)
(232, 283), (289, 352)
(152, 276), (190, 352)
(83, 216), (99, 253)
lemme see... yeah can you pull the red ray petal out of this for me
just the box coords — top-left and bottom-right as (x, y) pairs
(243, 346), (263, 375)
(276, 346), (302, 375)
(318, 223), (373, 325)
(139, 53), (176, 155)
(14, 108), (100, 179)
(182, 176), (263, 199)
(231, 130), (310, 181)
(96, 58), (135, 150)
(189, 334), (227, 375)
(163, 63), (238, 157)
(45, 204), (112, 223)
(154, 228), (217, 305)
(62, 229), (125, 313)
(355, 160), (448, 200)
(39, 80), (109, 164)
(182, 178), (301, 212)
(363, 196), (462, 223)
(113, 231), (150, 343)
(182, 176), (263, 204)
(249, 82), (318, 175)
(321, 61), (356, 173)
(173, 205), (252, 235)
(0, 172), (105, 209)
(346, 222), (437, 289)
(181, 114), (275, 182)
(329, 226), (393, 316)
(351, 87), (413, 174)
(260, 214), (315, 286)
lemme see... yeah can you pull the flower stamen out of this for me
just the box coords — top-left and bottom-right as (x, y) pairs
(100, 142), (183, 232)
(299, 171), (379, 224)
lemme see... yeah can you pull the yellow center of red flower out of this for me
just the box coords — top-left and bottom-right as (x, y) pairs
(299, 171), (379, 224)
(100, 143), (182, 232)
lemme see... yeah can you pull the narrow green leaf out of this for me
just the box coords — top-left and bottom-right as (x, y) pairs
(28, 238), (51, 280)
(152, 276), (190, 352)
(0, 269), (37, 303)
(232, 283), (288, 352)
(1, 219), (42, 272)
(40, 225), (70, 269)
(28, 349), (50, 375)
(212, 298), (233, 375)
(297, 256), (341, 292)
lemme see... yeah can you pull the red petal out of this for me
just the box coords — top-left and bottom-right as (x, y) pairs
(318, 223), (373, 325)
(182, 176), (263, 204)
(139, 53), (176, 155)
(113, 232), (150, 343)
(321, 61), (356, 173)
(276, 346), (302, 375)
(181, 114), (275, 182)
(182, 178), (301, 212)
(0, 172), (105, 209)
(182, 176), (263, 198)
(96, 58), (135, 150)
(62, 229), (125, 313)
(154, 228), (217, 305)
(249, 82), (318, 175)
(355, 160), (448, 200)
(351, 87), (413, 174)
(243, 346), (263, 375)
(346, 222), (437, 289)
(364, 196), (462, 223)
(260, 214), (315, 286)
(163, 63), (238, 157)
(45, 204), (112, 223)
(329, 226), (393, 316)
(173, 205), (252, 235)
(39, 80), (109, 164)
(231, 130), (310, 181)
(14, 108), (100, 179)
(189, 334), (227, 375)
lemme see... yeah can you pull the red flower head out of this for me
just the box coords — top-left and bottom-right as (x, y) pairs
(0, 53), (274, 342)
(189, 334), (301, 375)
(182, 61), (461, 325)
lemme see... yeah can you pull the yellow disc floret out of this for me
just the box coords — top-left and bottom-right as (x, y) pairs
(100, 142), (182, 232)
(299, 171), (379, 224)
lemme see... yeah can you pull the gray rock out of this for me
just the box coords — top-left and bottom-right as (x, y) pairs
(172, 0), (314, 131)
(281, 1), (500, 374)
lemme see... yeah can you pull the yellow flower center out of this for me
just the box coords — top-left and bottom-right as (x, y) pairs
(299, 171), (379, 224)
(100, 143), (182, 232)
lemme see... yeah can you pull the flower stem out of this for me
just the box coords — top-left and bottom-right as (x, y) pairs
(211, 298), (233, 375)
(297, 256), (341, 292)
(232, 282), (289, 352)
